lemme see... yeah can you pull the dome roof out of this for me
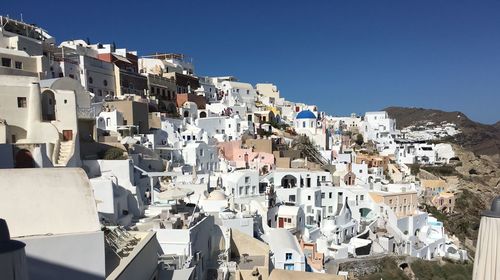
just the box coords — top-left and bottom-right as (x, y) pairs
(296, 110), (316, 119)
(207, 190), (227, 200)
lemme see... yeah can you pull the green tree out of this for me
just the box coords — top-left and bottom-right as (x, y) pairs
(355, 134), (364, 146)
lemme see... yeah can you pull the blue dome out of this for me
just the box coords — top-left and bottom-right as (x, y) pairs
(296, 110), (316, 119)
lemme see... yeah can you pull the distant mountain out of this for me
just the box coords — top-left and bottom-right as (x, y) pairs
(384, 107), (500, 156)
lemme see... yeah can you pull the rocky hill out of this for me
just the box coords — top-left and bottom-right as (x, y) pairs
(384, 107), (500, 156)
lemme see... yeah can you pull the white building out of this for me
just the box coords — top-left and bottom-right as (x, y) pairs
(361, 111), (398, 153)
(0, 168), (105, 280)
(264, 229), (305, 271)
(293, 110), (329, 150)
(221, 169), (260, 200)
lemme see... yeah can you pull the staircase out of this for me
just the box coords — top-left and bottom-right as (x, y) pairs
(55, 140), (73, 166)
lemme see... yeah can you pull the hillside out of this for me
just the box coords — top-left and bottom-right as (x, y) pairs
(384, 107), (500, 156)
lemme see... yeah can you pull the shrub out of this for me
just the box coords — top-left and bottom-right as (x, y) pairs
(410, 164), (420, 175)
(103, 148), (127, 160)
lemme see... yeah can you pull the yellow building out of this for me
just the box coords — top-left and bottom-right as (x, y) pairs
(420, 179), (447, 197)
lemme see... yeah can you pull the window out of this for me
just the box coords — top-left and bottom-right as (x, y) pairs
(199, 149), (204, 156)
(329, 192), (332, 199)
(14, 61), (22, 69)
(285, 253), (293, 260)
(360, 195), (364, 201)
(308, 195), (311, 201)
(103, 80), (108, 86)
(88, 77), (93, 84)
(328, 206), (333, 213)
(17, 97), (27, 108)
(2, 57), (11, 67)
(98, 89), (102, 96)
(89, 88), (94, 93)
(284, 264), (295, 270)
(245, 176), (250, 183)
(289, 195), (296, 202)
(321, 192), (325, 199)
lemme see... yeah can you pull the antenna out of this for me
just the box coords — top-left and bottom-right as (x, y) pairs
(20, 13), (23, 22)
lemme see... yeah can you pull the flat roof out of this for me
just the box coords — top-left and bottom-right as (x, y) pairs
(0, 168), (101, 237)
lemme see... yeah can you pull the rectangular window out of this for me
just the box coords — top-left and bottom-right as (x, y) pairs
(17, 97), (27, 108)
(245, 176), (250, 183)
(14, 61), (22, 69)
(2, 57), (11, 67)
(199, 149), (204, 156)
(328, 206), (333, 213)
(329, 192), (332, 199)
(308, 195), (311, 201)
(285, 253), (292, 260)
(321, 192), (325, 199)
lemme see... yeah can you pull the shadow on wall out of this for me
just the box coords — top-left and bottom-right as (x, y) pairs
(26, 256), (102, 280)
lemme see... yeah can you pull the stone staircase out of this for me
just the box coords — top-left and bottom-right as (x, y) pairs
(56, 140), (73, 166)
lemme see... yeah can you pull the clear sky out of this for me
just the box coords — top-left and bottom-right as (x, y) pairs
(2, 0), (499, 124)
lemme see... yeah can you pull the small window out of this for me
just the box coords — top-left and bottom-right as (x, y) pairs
(17, 97), (27, 108)
(308, 195), (311, 201)
(88, 77), (93, 84)
(14, 61), (22, 69)
(245, 176), (250, 183)
(285, 253), (292, 260)
(103, 80), (108, 86)
(89, 88), (94, 93)
(2, 57), (11, 67)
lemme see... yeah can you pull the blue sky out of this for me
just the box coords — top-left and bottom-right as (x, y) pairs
(2, 0), (499, 123)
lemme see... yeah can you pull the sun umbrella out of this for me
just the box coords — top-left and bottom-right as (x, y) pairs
(157, 187), (194, 201)
(473, 196), (500, 280)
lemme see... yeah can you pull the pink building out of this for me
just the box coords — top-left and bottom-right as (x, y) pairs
(219, 140), (275, 173)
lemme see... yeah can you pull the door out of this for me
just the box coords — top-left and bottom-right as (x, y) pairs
(278, 217), (284, 228)
(63, 130), (73, 141)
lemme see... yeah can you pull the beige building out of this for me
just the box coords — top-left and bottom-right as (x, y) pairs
(0, 48), (45, 78)
(370, 191), (418, 218)
(106, 100), (149, 134)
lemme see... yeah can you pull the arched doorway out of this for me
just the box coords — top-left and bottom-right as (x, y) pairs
(15, 149), (35, 168)
(281, 175), (297, 188)
(199, 111), (207, 118)
(41, 90), (56, 121)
